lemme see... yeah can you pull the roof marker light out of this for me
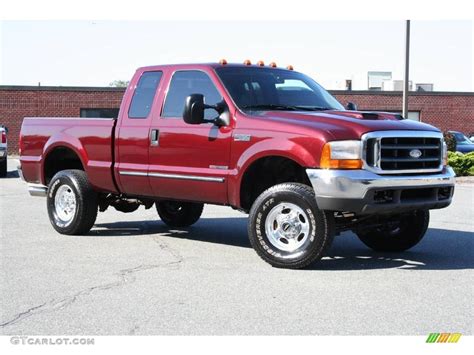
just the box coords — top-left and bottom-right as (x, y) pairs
(287, 65), (294, 70)
(257, 60), (265, 66)
(219, 59), (228, 65)
(243, 59), (252, 65)
(269, 62), (277, 68)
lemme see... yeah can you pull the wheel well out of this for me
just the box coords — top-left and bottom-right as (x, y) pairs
(239, 156), (311, 211)
(44, 147), (84, 185)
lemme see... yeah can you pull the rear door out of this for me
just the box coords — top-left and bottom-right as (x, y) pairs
(148, 69), (232, 204)
(115, 71), (163, 196)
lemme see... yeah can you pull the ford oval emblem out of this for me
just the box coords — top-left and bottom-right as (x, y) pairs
(409, 149), (422, 159)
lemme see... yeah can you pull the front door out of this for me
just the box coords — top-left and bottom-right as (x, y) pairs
(148, 70), (232, 204)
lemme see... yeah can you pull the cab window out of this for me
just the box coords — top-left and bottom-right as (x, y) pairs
(162, 71), (222, 119)
(128, 71), (163, 119)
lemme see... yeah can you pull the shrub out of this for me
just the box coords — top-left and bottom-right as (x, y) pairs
(447, 151), (474, 176)
(443, 132), (456, 152)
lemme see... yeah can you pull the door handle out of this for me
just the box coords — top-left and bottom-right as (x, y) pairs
(150, 129), (159, 146)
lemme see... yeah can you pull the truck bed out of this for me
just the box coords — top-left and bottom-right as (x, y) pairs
(20, 117), (118, 193)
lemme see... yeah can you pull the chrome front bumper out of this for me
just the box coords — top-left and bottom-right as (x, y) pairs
(306, 167), (455, 214)
(0, 147), (6, 158)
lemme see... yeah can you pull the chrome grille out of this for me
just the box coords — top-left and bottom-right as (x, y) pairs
(362, 131), (444, 174)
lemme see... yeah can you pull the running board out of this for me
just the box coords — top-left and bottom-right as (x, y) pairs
(28, 184), (48, 197)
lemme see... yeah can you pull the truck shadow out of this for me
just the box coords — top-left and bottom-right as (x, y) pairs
(91, 219), (473, 271)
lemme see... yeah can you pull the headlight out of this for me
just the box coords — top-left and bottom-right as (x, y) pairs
(442, 141), (448, 166)
(320, 140), (362, 169)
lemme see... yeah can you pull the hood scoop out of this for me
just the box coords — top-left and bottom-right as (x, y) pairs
(333, 111), (404, 121)
(360, 112), (380, 120)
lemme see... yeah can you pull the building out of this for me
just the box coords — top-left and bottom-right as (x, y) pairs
(0, 85), (473, 154)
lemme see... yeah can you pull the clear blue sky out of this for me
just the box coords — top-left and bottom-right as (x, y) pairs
(0, 20), (472, 91)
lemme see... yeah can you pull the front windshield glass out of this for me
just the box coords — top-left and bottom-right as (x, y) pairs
(452, 132), (473, 145)
(215, 67), (344, 112)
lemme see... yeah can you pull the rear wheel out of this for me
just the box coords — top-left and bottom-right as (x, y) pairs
(355, 210), (430, 252)
(156, 200), (204, 227)
(47, 169), (98, 235)
(0, 158), (6, 177)
(248, 183), (335, 269)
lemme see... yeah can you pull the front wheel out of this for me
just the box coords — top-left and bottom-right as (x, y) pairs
(355, 210), (430, 252)
(47, 169), (98, 235)
(156, 200), (204, 227)
(248, 183), (335, 269)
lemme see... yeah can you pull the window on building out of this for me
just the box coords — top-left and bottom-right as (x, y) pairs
(162, 71), (222, 119)
(405, 111), (420, 121)
(80, 108), (119, 118)
(128, 71), (163, 118)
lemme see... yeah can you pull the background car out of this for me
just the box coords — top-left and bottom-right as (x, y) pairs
(0, 125), (7, 177)
(448, 130), (474, 153)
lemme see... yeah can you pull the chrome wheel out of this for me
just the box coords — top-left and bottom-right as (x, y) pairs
(264, 202), (311, 252)
(54, 184), (77, 226)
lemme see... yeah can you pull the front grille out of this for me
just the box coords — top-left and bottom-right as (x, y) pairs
(363, 131), (443, 174)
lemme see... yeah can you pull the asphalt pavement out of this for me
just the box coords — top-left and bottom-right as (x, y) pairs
(1, 158), (472, 335)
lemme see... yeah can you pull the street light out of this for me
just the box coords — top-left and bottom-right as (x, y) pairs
(403, 20), (410, 118)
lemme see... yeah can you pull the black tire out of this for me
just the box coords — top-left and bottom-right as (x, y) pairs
(156, 200), (204, 227)
(0, 158), (6, 177)
(248, 183), (335, 269)
(47, 169), (98, 235)
(356, 210), (430, 252)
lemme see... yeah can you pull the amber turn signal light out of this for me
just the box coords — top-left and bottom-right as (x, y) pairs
(243, 59), (252, 65)
(219, 59), (227, 65)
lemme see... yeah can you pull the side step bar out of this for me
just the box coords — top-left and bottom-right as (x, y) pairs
(28, 184), (48, 197)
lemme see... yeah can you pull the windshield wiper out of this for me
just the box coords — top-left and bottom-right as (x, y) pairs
(241, 104), (334, 112)
(241, 104), (300, 111)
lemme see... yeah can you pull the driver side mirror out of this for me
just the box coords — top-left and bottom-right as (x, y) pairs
(346, 102), (358, 111)
(183, 94), (229, 126)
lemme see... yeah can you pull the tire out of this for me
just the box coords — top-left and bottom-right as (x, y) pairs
(156, 200), (204, 227)
(248, 183), (335, 269)
(356, 210), (430, 252)
(47, 169), (98, 235)
(0, 158), (6, 178)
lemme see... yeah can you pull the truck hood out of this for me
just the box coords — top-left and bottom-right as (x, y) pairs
(255, 110), (439, 140)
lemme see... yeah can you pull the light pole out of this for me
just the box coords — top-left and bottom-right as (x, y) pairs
(403, 20), (411, 118)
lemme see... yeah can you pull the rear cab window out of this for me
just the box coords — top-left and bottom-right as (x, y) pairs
(128, 71), (163, 119)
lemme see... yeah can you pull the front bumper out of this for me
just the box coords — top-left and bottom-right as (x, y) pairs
(0, 147), (6, 158)
(306, 167), (455, 214)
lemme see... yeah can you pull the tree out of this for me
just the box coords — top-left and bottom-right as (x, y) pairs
(109, 80), (129, 87)
(443, 132), (456, 152)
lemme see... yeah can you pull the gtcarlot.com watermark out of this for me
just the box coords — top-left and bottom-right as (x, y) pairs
(10, 336), (95, 346)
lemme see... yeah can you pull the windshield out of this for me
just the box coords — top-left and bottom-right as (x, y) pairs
(215, 67), (344, 112)
(451, 132), (473, 145)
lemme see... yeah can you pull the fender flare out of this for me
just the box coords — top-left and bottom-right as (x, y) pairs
(228, 138), (318, 208)
(41, 133), (88, 184)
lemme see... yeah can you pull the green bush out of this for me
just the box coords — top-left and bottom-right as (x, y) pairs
(448, 151), (474, 176)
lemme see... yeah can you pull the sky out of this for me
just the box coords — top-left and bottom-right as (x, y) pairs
(0, 20), (472, 91)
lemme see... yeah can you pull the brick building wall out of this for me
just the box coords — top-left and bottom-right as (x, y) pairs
(0, 86), (124, 154)
(332, 91), (474, 135)
(0, 86), (473, 154)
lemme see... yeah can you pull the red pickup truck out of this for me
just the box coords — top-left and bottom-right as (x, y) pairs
(19, 61), (455, 269)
